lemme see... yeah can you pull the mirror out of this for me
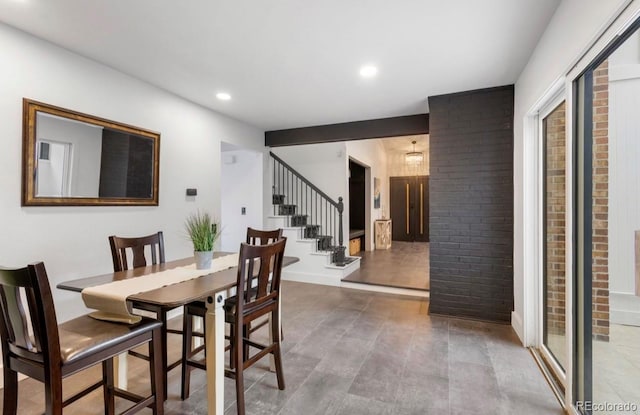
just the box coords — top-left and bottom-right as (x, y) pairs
(22, 99), (160, 206)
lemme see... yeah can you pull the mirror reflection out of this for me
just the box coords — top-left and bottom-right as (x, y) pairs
(23, 99), (160, 206)
(35, 113), (154, 198)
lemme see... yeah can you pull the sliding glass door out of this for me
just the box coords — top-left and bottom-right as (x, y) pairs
(574, 18), (640, 414)
(541, 99), (568, 388)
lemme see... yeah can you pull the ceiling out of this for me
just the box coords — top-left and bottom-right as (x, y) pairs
(0, 0), (560, 131)
(380, 135), (428, 155)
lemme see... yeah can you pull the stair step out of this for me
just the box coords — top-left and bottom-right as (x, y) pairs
(290, 214), (308, 227)
(278, 205), (297, 215)
(303, 224), (321, 238)
(316, 235), (333, 251)
(272, 194), (285, 205)
(325, 256), (360, 270)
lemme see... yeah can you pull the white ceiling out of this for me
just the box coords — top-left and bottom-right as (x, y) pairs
(380, 135), (429, 155)
(0, 0), (559, 131)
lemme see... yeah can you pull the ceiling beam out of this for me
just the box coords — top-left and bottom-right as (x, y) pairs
(265, 114), (429, 147)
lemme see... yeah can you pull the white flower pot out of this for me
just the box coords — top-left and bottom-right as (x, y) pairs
(194, 250), (213, 270)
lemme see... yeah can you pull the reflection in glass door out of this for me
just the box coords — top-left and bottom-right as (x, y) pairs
(542, 100), (567, 385)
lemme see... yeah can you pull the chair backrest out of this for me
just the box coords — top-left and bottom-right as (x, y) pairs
(235, 238), (287, 318)
(109, 231), (165, 272)
(246, 228), (283, 246)
(0, 262), (61, 367)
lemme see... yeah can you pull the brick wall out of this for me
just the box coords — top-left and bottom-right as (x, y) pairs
(126, 136), (154, 198)
(545, 102), (566, 335)
(99, 129), (130, 197)
(428, 85), (514, 322)
(592, 60), (610, 342)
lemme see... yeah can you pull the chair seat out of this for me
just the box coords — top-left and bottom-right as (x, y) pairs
(59, 315), (162, 365)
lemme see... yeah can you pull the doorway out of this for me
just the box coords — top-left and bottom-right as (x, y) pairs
(220, 142), (263, 252)
(573, 20), (640, 413)
(389, 176), (429, 242)
(349, 159), (367, 254)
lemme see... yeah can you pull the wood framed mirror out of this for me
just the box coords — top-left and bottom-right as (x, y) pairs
(22, 99), (160, 206)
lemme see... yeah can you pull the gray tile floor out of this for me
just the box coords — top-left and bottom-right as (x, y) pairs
(343, 241), (429, 290)
(0, 281), (562, 414)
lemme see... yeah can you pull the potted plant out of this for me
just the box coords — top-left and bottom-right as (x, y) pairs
(185, 210), (220, 269)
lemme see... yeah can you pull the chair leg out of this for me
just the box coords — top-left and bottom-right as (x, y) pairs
(271, 310), (285, 390)
(150, 326), (165, 415)
(231, 322), (236, 369)
(158, 308), (169, 401)
(102, 358), (115, 415)
(2, 367), (18, 415)
(242, 324), (250, 364)
(181, 309), (193, 400)
(44, 376), (63, 415)
(234, 348), (245, 415)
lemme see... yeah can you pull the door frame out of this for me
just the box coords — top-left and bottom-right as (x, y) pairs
(349, 157), (372, 251)
(538, 90), (568, 391)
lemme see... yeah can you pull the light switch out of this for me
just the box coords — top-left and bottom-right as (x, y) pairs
(241, 207), (246, 215)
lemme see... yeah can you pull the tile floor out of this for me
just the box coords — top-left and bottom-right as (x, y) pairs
(343, 241), (430, 291)
(547, 324), (640, 414)
(0, 281), (561, 415)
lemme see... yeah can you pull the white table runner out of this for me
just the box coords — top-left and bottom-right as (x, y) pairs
(81, 253), (239, 324)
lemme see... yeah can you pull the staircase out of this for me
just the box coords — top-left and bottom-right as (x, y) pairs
(266, 152), (360, 286)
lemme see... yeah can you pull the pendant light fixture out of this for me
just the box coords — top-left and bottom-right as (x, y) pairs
(405, 140), (424, 164)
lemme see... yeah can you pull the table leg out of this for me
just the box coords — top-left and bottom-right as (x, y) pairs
(114, 352), (128, 389)
(205, 292), (226, 415)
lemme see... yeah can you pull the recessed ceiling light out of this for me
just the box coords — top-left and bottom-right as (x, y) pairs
(216, 92), (231, 101)
(359, 65), (378, 78)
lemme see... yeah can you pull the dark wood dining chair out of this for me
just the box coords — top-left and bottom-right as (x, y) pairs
(181, 239), (287, 414)
(109, 231), (165, 272)
(0, 262), (163, 415)
(109, 231), (185, 398)
(245, 227), (283, 246)
(242, 228), (285, 342)
(180, 228), (284, 398)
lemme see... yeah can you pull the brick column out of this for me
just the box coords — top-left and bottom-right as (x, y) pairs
(592, 60), (610, 342)
(545, 103), (566, 335)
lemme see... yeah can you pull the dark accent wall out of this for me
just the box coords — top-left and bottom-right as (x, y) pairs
(99, 130), (129, 197)
(126, 136), (154, 198)
(99, 130), (154, 198)
(265, 114), (428, 147)
(428, 85), (514, 323)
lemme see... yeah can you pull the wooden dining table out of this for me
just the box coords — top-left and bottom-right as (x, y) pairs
(57, 253), (299, 415)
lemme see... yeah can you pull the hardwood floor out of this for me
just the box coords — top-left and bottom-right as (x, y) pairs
(0, 281), (561, 414)
(343, 241), (429, 291)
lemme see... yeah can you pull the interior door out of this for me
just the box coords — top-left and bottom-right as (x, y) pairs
(390, 176), (429, 242)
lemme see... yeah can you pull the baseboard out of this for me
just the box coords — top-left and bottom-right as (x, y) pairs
(340, 281), (430, 298)
(282, 270), (430, 298)
(511, 311), (525, 345)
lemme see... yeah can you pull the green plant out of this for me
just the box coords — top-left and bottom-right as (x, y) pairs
(184, 211), (220, 252)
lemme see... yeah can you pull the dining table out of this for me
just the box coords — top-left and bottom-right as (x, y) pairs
(57, 252), (299, 415)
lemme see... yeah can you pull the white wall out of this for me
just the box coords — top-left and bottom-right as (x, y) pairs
(346, 139), (389, 250)
(37, 113), (103, 197)
(608, 30), (640, 295)
(0, 23), (264, 323)
(220, 148), (263, 252)
(513, 0), (630, 343)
